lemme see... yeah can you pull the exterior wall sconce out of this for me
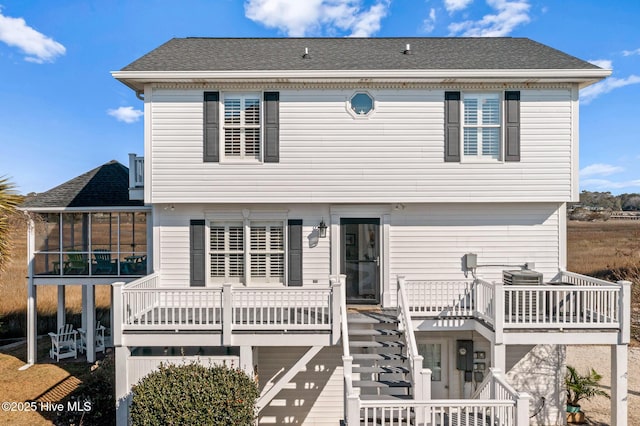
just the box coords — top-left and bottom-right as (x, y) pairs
(318, 218), (327, 238)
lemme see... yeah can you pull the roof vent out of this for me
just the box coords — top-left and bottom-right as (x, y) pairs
(403, 43), (412, 55)
(302, 47), (310, 59)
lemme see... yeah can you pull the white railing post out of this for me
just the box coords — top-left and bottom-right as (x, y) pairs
(112, 282), (124, 346)
(515, 391), (531, 425)
(331, 279), (342, 345)
(128, 153), (137, 188)
(222, 283), (233, 346)
(346, 392), (360, 426)
(617, 280), (632, 344)
(494, 281), (504, 344)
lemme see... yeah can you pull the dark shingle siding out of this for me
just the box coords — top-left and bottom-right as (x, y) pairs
(20, 161), (144, 209)
(121, 38), (600, 72)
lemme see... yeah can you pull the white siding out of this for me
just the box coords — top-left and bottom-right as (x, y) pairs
(147, 87), (575, 204)
(154, 203), (561, 293)
(390, 203), (561, 286)
(155, 204), (331, 287)
(257, 346), (344, 425)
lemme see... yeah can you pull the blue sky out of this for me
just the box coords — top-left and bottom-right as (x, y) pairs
(1, 0), (639, 195)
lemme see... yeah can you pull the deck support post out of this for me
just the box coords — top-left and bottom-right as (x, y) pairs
(240, 346), (253, 377)
(611, 343), (628, 426)
(57, 285), (66, 331)
(115, 345), (131, 426)
(491, 342), (506, 373)
(86, 284), (96, 363)
(26, 216), (37, 365)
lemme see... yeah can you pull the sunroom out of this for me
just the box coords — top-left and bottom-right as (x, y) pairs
(20, 160), (152, 366)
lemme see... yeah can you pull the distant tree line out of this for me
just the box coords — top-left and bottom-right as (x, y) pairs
(571, 191), (640, 211)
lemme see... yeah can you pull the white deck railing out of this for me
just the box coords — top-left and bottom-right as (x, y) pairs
(358, 398), (528, 426)
(403, 272), (630, 333)
(115, 277), (341, 345)
(403, 279), (474, 317)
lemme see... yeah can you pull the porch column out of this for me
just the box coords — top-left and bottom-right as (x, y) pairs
(115, 345), (131, 426)
(57, 285), (66, 331)
(85, 285), (96, 363)
(611, 344), (628, 426)
(26, 216), (37, 365)
(239, 346), (253, 378)
(26, 280), (37, 365)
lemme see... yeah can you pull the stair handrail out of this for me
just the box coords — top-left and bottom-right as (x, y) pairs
(333, 274), (359, 424)
(397, 276), (426, 400)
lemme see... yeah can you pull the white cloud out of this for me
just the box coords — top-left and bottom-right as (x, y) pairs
(580, 75), (640, 104)
(422, 8), (437, 33)
(0, 8), (65, 63)
(580, 163), (624, 178)
(588, 59), (612, 70)
(244, 0), (390, 37)
(448, 0), (530, 37)
(444, 0), (474, 13)
(581, 178), (640, 191)
(107, 106), (143, 124)
(622, 48), (640, 56)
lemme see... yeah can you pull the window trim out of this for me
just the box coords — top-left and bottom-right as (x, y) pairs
(460, 92), (503, 163)
(346, 91), (376, 119)
(220, 92), (263, 163)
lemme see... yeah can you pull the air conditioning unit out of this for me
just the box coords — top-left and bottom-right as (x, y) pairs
(503, 269), (543, 286)
(503, 270), (544, 319)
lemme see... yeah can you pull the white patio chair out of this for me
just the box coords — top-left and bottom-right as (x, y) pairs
(78, 321), (106, 354)
(48, 324), (78, 362)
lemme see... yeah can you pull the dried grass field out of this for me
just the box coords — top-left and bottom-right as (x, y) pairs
(0, 214), (111, 341)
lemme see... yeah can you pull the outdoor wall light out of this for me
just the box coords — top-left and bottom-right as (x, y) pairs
(318, 218), (327, 238)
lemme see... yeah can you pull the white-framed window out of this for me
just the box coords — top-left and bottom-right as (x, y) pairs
(209, 219), (285, 285)
(210, 223), (245, 283)
(462, 93), (501, 161)
(250, 223), (285, 283)
(347, 91), (375, 119)
(222, 93), (261, 161)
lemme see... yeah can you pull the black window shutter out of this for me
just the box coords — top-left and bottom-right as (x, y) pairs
(264, 92), (280, 163)
(444, 91), (461, 162)
(287, 219), (303, 286)
(203, 92), (219, 162)
(504, 91), (521, 162)
(190, 220), (206, 287)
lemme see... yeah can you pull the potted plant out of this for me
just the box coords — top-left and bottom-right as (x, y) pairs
(565, 365), (610, 424)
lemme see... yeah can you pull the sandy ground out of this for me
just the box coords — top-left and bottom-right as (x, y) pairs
(566, 345), (640, 425)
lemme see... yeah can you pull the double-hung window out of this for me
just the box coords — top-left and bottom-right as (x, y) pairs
(444, 90), (520, 163)
(209, 220), (284, 284)
(462, 93), (501, 160)
(223, 93), (261, 160)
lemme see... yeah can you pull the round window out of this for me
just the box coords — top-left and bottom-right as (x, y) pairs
(350, 93), (374, 115)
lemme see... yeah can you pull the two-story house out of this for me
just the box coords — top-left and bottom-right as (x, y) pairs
(24, 37), (630, 425)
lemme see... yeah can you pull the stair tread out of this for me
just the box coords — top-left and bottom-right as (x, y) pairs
(352, 366), (410, 374)
(349, 329), (402, 336)
(353, 380), (412, 388)
(350, 340), (404, 348)
(352, 353), (407, 360)
(358, 394), (414, 400)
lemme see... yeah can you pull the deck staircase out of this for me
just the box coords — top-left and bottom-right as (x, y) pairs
(348, 308), (413, 401)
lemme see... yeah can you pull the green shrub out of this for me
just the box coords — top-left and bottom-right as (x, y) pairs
(130, 362), (258, 426)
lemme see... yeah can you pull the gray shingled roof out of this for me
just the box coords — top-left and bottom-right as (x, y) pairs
(21, 160), (144, 209)
(121, 37), (600, 72)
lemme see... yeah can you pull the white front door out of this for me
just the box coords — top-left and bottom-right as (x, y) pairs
(418, 339), (449, 399)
